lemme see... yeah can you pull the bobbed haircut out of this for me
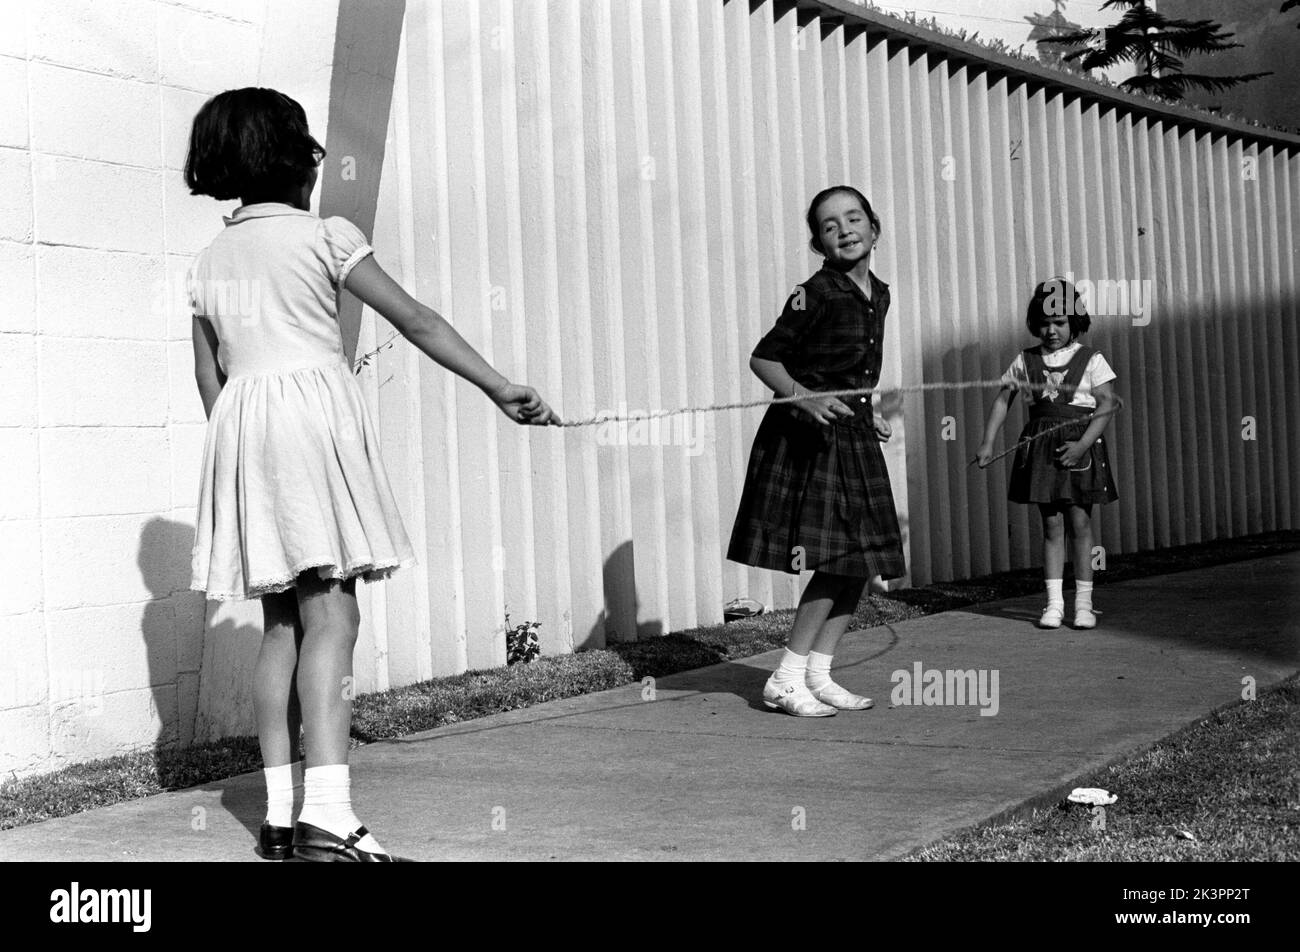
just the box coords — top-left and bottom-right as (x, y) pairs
(1026, 277), (1091, 340)
(806, 185), (881, 256)
(184, 87), (325, 201)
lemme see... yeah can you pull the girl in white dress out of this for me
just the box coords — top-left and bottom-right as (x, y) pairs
(185, 88), (557, 861)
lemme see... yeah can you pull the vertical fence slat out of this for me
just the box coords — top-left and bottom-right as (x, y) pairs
(668, 0), (723, 627)
(640, 1), (698, 633)
(580, 0), (635, 642)
(979, 74), (1018, 572)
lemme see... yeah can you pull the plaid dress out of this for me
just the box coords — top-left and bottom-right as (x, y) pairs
(727, 266), (906, 580)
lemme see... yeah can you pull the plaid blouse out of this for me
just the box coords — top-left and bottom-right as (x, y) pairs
(751, 265), (890, 426)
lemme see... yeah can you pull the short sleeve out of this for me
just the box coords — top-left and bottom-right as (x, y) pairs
(185, 256), (206, 319)
(1086, 352), (1117, 388)
(318, 216), (374, 287)
(999, 352), (1028, 391)
(751, 283), (825, 363)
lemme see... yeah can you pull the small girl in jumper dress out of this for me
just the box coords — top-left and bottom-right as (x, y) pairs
(977, 278), (1119, 630)
(186, 88), (557, 861)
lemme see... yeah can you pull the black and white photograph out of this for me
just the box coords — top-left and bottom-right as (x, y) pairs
(0, 0), (1296, 926)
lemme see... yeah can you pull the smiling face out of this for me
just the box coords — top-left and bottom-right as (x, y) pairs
(814, 191), (875, 268)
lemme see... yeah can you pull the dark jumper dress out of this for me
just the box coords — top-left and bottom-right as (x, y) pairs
(1006, 344), (1119, 506)
(726, 266), (906, 580)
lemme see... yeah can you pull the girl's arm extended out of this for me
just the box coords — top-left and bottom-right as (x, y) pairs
(1057, 381), (1118, 468)
(192, 316), (225, 419)
(343, 256), (557, 426)
(749, 355), (852, 426)
(976, 387), (1015, 467)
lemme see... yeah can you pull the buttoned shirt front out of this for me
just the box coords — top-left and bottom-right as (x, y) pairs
(751, 265), (890, 424)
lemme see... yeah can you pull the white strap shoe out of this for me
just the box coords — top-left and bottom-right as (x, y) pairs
(763, 676), (837, 717)
(808, 680), (874, 711)
(1074, 607), (1097, 629)
(1038, 606), (1064, 629)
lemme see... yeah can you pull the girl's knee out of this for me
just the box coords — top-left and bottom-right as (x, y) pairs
(295, 573), (361, 635)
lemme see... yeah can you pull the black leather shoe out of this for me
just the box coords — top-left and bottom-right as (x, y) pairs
(257, 822), (295, 861)
(291, 821), (414, 862)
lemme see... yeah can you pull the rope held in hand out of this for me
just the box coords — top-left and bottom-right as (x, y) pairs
(553, 378), (1123, 468)
(966, 396), (1126, 469)
(554, 378), (1070, 428)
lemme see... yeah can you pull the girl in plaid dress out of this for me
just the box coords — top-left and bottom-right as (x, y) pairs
(976, 279), (1119, 630)
(727, 186), (906, 717)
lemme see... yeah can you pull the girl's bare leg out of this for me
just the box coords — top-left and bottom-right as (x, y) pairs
(291, 573), (391, 854)
(255, 589), (303, 767)
(786, 571), (852, 654)
(1069, 505), (1094, 582)
(294, 574), (359, 767)
(1039, 504), (1066, 581)
(810, 575), (869, 656)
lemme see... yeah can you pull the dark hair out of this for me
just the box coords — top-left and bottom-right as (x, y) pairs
(1026, 277), (1091, 340)
(806, 185), (880, 256)
(184, 88), (325, 201)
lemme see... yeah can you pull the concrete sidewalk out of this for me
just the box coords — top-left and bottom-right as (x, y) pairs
(2, 553), (1296, 862)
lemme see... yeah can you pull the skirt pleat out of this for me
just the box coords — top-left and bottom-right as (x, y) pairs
(191, 361), (415, 600)
(727, 406), (906, 579)
(1007, 415), (1119, 505)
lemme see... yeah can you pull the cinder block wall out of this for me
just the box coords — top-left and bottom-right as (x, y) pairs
(0, 0), (339, 778)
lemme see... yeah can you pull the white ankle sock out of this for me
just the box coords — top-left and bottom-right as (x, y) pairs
(1075, 580), (1094, 612)
(298, 764), (386, 854)
(1045, 579), (1064, 611)
(263, 761), (302, 827)
(806, 651), (834, 691)
(773, 649), (809, 684)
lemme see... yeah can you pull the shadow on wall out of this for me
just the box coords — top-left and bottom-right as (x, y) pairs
(587, 539), (665, 647)
(138, 517), (267, 856)
(138, 517), (262, 754)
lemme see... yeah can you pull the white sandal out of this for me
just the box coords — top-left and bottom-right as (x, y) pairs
(1038, 606), (1064, 629)
(808, 681), (874, 711)
(763, 676), (837, 717)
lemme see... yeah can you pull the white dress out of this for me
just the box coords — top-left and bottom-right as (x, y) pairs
(188, 203), (414, 601)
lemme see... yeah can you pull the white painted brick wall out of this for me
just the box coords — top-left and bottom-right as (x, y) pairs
(0, 332), (37, 426)
(170, 422), (208, 508)
(0, 241), (37, 332)
(33, 155), (163, 253)
(0, 614), (48, 710)
(38, 338), (169, 427)
(46, 600), (179, 695)
(49, 685), (177, 764)
(156, 4), (261, 93)
(0, 57), (28, 148)
(0, 148), (33, 241)
(38, 245), (166, 340)
(0, 520), (43, 615)
(0, 3), (27, 59)
(162, 87), (209, 172)
(0, 707), (50, 777)
(168, 339), (208, 424)
(40, 426), (172, 518)
(30, 0), (159, 82)
(43, 513), (190, 610)
(29, 63), (160, 167)
(0, 428), (40, 521)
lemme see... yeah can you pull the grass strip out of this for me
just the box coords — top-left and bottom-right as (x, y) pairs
(908, 675), (1300, 861)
